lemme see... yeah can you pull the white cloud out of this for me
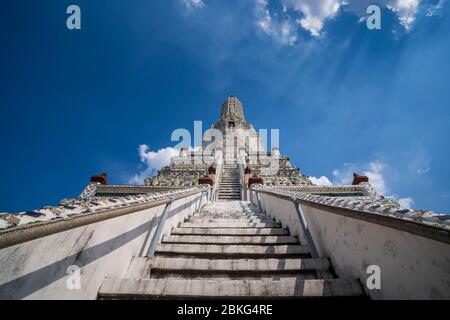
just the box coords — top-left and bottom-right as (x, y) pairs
(417, 166), (431, 174)
(182, 0), (205, 10)
(328, 161), (388, 193)
(406, 147), (432, 175)
(363, 161), (387, 194)
(398, 197), (414, 209)
(325, 160), (415, 209)
(255, 0), (298, 45)
(128, 145), (179, 185)
(253, 0), (442, 41)
(387, 0), (420, 30)
(282, 0), (345, 36)
(425, 0), (447, 16)
(309, 175), (333, 186)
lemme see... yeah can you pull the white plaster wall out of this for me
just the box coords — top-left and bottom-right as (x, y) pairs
(256, 194), (450, 300)
(0, 193), (202, 300)
(258, 193), (307, 245)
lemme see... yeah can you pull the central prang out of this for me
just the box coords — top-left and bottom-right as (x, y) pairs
(219, 95), (245, 128)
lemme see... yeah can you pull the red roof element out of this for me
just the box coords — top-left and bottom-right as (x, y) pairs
(198, 176), (214, 186)
(90, 173), (108, 185)
(248, 176), (263, 188)
(352, 173), (369, 185)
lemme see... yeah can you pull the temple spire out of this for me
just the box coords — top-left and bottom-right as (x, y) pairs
(220, 95), (245, 126)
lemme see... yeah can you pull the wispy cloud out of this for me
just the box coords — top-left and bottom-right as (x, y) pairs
(330, 160), (389, 194)
(182, 0), (205, 10)
(309, 175), (333, 186)
(252, 0), (444, 41)
(183, 0), (445, 42)
(398, 197), (414, 209)
(310, 160), (415, 209)
(128, 145), (179, 185)
(387, 0), (420, 30)
(254, 0), (298, 45)
(282, 0), (344, 36)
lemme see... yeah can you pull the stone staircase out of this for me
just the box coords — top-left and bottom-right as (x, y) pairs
(98, 201), (365, 299)
(218, 164), (241, 200)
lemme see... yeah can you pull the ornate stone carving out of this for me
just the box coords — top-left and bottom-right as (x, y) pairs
(220, 95), (245, 124)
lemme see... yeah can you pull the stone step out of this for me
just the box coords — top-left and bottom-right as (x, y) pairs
(172, 227), (289, 236)
(219, 195), (241, 197)
(149, 273), (328, 281)
(187, 217), (272, 223)
(197, 210), (262, 214)
(206, 206), (250, 209)
(192, 217), (266, 221)
(162, 235), (298, 245)
(179, 222), (281, 228)
(194, 214), (265, 219)
(154, 243), (311, 258)
(194, 212), (268, 219)
(200, 209), (261, 213)
(149, 257), (330, 274)
(203, 210), (255, 213)
(98, 278), (365, 299)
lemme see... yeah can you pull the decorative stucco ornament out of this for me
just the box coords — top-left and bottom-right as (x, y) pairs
(151, 176), (159, 186)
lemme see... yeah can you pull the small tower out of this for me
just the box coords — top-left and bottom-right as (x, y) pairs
(220, 95), (246, 129)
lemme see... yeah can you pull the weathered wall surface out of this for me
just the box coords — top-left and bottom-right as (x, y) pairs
(0, 193), (201, 300)
(257, 193), (450, 300)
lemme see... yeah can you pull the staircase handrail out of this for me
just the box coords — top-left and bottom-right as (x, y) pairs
(237, 152), (246, 201)
(212, 162), (223, 202)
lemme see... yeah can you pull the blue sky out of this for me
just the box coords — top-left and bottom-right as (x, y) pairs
(0, 0), (449, 213)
